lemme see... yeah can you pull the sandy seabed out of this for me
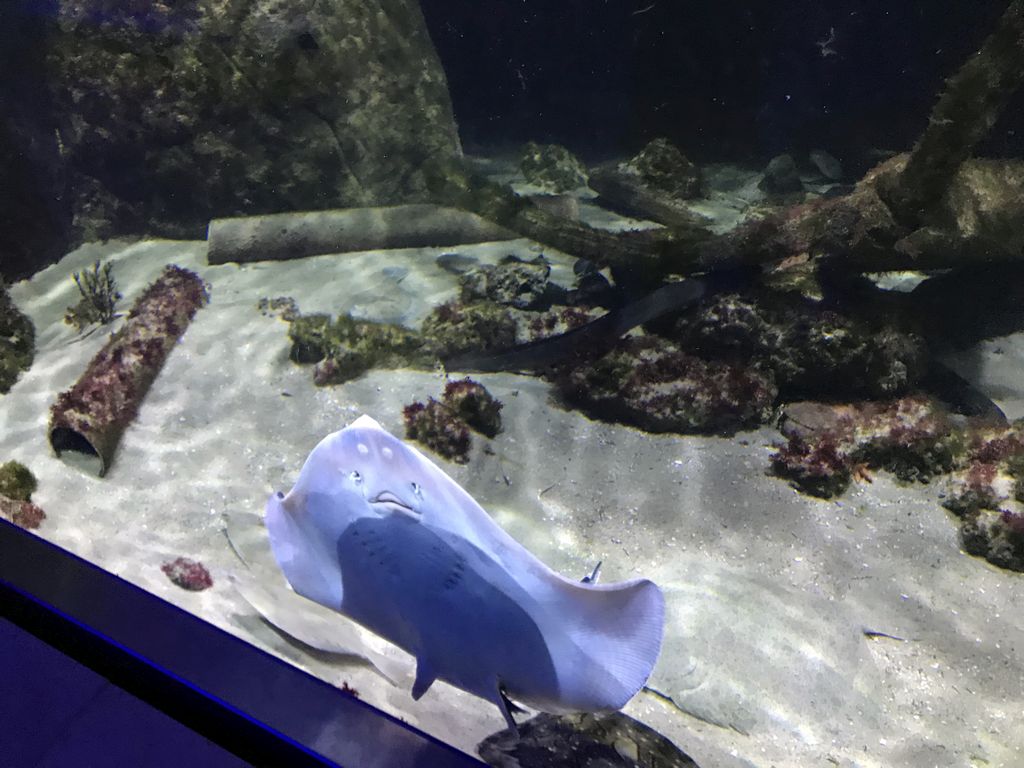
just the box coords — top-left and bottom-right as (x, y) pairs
(3, 236), (1023, 768)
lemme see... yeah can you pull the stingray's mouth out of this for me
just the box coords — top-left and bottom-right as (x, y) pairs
(369, 491), (422, 521)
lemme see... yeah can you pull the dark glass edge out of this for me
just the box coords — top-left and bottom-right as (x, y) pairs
(0, 518), (485, 768)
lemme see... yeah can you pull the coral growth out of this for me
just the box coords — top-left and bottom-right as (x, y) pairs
(161, 557), (213, 591)
(772, 398), (1024, 572)
(0, 460), (38, 501)
(519, 142), (588, 192)
(49, 265), (208, 476)
(442, 378), (503, 438)
(403, 378), (503, 461)
(64, 260), (122, 331)
(0, 279), (35, 394)
(623, 137), (702, 199)
(555, 336), (777, 435)
(459, 255), (560, 311)
(772, 397), (960, 498)
(403, 399), (472, 464)
(421, 300), (519, 359)
(0, 460), (45, 529)
(0, 497), (46, 529)
(286, 311), (428, 386)
(673, 292), (928, 399)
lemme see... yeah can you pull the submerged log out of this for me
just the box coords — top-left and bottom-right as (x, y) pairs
(206, 205), (516, 265)
(49, 266), (207, 477)
(879, 0), (1024, 225)
(588, 162), (710, 228)
(421, 157), (712, 281)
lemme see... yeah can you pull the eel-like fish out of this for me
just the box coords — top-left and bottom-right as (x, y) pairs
(265, 415), (664, 732)
(443, 278), (707, 373)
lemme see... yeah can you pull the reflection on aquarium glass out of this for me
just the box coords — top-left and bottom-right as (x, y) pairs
(2, 0), (1023, 765)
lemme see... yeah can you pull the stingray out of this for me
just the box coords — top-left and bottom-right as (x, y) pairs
(265, 415), (664, 732)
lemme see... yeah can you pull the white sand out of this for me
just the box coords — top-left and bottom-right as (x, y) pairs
(4, 236), (1023, 768)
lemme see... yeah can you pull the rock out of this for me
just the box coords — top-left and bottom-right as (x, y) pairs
(524, 193), (581, 221)
(161, 557), (213, 591)
(478, 711), (698, 768)
(587, 139), (706, 227)
(519, 142), (588, 192)
(441, 378), (503, 438)
(46, 0), (461, 242)
(459, 255), (559, 310)
(421, 300), (519, 359)
(960, 507), (1024, 571)
(758, 154), (804, 195)
(0, 461), (37, 502)
(0, 283), (35, 394)
(673, 292), (928, 399)
(624, 138), (702, 199)
(809, 149), (843, 180)
(555, 336), (778, 435)
(0, 496), (46, 530)
(285, 311), (428, 384)
(772, 396), (962, 497)
(403, 398), (472, 464)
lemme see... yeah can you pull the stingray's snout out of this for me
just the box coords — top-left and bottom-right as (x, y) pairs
(369, 490), (422, 521)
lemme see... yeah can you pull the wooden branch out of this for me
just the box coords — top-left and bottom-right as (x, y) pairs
(420, 157), (711, 280)
(879, 0), (1024, 224)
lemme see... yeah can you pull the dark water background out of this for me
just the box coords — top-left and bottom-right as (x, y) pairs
(421, 0), (1020, 167)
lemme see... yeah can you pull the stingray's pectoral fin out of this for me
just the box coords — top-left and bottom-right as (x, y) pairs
(412, 657), (437, 700)
(496, 683), (523, 737)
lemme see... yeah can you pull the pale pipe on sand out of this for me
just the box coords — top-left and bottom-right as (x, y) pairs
(206, 205), (516, 265)
(265, 415), (665, 733)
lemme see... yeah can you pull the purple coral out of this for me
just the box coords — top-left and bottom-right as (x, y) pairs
(770, 434), (853, 498)
(49, 265), (208, 476)
(0, 497), (46, 529)
(161, 557), (213, 591)
(403, 399), (472, 464)
(442, 378), (503, 438)
(555, 336), (777, 434)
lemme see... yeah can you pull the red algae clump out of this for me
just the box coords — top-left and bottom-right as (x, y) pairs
(48, 265), (208, 476)
(403, 378), (503, 462)
(442, 377), (503, 438)
(772, 397), (1024, 572)
(161, 557), (213, 591)
(403, 399), (472, 464)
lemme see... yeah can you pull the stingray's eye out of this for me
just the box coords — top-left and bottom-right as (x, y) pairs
(411, 481), (423, 499)
(350, 470), (362, 484)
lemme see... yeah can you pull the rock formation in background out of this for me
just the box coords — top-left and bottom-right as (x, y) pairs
(0, 0), (463, 278)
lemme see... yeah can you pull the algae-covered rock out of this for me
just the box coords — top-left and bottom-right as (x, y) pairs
(0, 460), (45, 529)
(773, 397), (962, 498)
(459, 255), (559, 311)
(287, 311), (428, 385)
(519, 142), (588, 192)
(556, 336), (777, 435)
(442, 378), (502, 438)
(0, 461), (37, 501)
(421, 300), (519, 359)
(48, 0), (461, 241)
(403, 398), (472, 464)
(624, 137), (702, 199)
(674, 292), (927, 400)
(0, 280), (35, 394)
(478, 711), (697, 768)
(960, 508), (1024, 572)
